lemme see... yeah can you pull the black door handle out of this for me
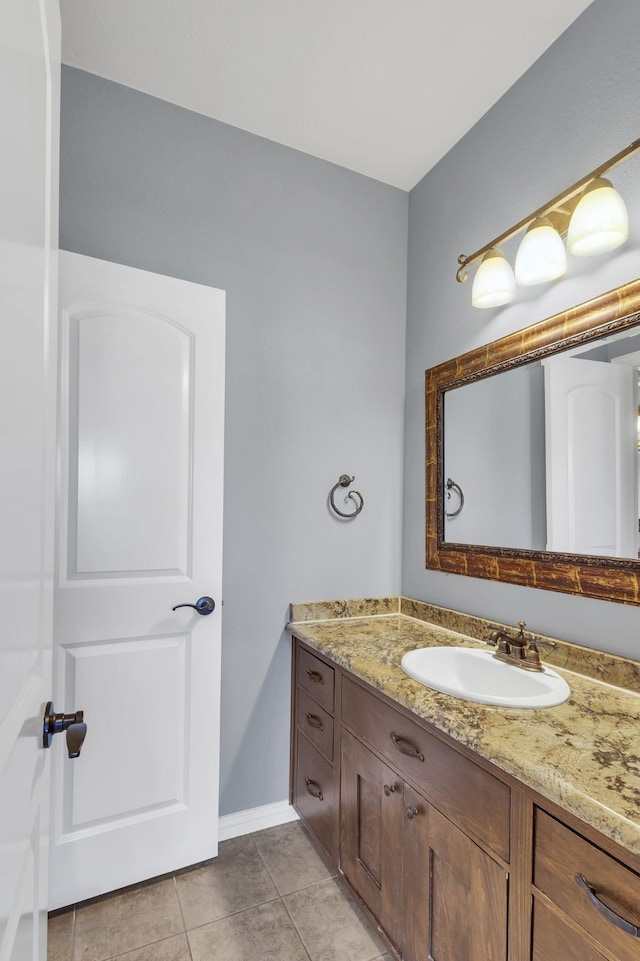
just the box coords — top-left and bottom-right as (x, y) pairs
(172, 596), (215, 615)
(43, 702), (87, 758)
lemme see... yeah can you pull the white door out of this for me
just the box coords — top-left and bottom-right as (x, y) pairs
(544, 355), (637, 556)
(0, 0), (60, 959)
(50, 253), (225, 909)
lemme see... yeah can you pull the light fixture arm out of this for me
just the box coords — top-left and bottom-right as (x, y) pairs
(456, 138), (640, 283)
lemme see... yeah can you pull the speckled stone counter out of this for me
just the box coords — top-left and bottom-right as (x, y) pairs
(287, 596), (640, 857)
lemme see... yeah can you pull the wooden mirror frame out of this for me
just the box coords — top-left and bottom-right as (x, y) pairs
(425, 279), (640, 606)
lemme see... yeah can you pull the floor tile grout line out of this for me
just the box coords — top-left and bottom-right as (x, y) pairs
(181, 893), (283, 933)
(250, 833), (282, 897)
(68, 881), (189, 961)
(278, 872), (339, 898)
(95, 928), (200, 961)
(279, 893), (315, 961)
(171, 831), (282, 932)
(189, 895), (314, 961)
(281, 891), (387, 961)
(170, 874), (194, 961)
(251, 824), (338, 900)
(70, 905), (76, 961)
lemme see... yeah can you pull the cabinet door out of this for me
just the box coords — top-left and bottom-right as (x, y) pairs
(428, 807), (508, 961)
(341, 730), (403, 946)
(403, 783), (431, 961)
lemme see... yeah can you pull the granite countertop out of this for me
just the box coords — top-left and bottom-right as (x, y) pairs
(286, 597), (640, 857)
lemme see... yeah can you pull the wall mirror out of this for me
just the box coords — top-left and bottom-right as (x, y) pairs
(425, 279), (640, 605)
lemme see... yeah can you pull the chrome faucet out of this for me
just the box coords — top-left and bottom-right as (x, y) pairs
(485, 621), (543, 672)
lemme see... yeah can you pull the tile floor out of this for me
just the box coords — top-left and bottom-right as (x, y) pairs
(47, 821), (391, 961)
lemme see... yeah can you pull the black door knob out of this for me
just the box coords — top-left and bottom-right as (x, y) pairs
(43, 701), (87, 758)
(172, 596), (215, 615)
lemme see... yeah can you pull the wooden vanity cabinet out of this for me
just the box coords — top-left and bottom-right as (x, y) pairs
(290, 637), (640, 961)
(341, 726), (508, 961)
(339, 686), (508, 961)
(291, 639), (509, 960)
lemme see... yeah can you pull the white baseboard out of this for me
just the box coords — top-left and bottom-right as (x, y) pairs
(218, 800), (299, 841)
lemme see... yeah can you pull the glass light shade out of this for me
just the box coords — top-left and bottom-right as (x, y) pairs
(471, 249), (515, 309)
(567, 177), (629, 256)
(514, 217), (567, 286)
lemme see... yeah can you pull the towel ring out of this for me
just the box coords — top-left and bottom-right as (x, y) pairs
(330, 474), (364, 518)
(445, 477), (464, 518)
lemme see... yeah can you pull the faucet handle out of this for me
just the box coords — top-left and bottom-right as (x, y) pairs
(522, 637), (542, 671)
(485, 628), (511, 656)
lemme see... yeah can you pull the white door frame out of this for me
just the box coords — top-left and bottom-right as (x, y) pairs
(0, 1), (60, 959)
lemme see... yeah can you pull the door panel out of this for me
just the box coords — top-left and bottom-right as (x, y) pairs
(0, 0), (59, 958)
(51, 253), (225, 909)
(59, 635), (187, 826)
(70, 307), (194, 576)
(340, 730), (403, 947)
(544, 355), (637, 556)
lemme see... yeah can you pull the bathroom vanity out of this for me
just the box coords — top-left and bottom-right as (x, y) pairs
(288, 598), (640, 961)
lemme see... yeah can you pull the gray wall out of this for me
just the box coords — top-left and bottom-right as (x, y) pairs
(444, 364), (546, 551)
(403, 0), (640, 658)
(59, 68), (408, 815)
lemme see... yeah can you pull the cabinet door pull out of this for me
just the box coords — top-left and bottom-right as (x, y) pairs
(575, 874), (640, 937)
(305, 712), (324, 731)
(390, 732), (425, 762)
(383, 783), (397, 796)
(304, 776), (324, 801)
(306, 669), (325, 684)
(406, 806), (419, 820)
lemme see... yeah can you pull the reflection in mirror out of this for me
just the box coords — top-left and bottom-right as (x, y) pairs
(443, 327), (640, 559)
(444, 363), (547, 551)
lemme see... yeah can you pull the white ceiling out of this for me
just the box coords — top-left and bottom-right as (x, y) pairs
(60, 0), (594, 191)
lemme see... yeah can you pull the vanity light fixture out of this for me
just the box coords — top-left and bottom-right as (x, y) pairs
(514, 216), (567, 286)
(457, 138), (640, 308)
(566, 177), (629, 256)
(472, 249), (516, 308)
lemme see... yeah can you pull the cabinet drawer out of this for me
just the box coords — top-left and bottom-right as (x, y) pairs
(342, 676), (510, 860)
(532, 897), (608, 961)
(297, 647), (335, 713)
(293, 731), (337, 860)
(297, 687), (334, 762)
(534, 809), (640, 961)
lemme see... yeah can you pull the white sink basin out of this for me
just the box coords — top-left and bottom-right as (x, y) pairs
(400, 646), (570, 708)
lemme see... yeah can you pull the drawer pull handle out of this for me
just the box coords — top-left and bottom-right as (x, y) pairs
(390, 732), (425, 762)
(305, 712), (324, 731)
(304, 776), (323, 801)
(406, 806), (419, 820)
(306, 669), (325, 684)
(575, 874), (640, 938)
(383, 784), (397, 796)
